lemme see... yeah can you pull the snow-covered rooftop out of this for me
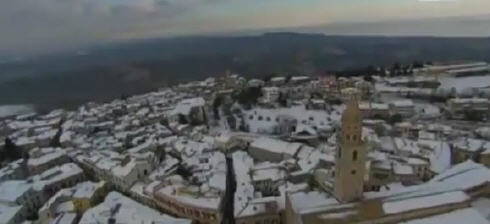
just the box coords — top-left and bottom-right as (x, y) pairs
(400, 208), (489, 224)
(0, 203), (22, 223)
(32, 163), (83, 191)
(0, 180), (31, 203)
(79, 191), (191, 224)
(170, 97), (205, 116)
(383, 190), (468, 214)
(250, 137), (302, 158)
(27, 147), (67, 167)
(429, 160), (490, 191)
(243, 105), (342, 133)
(73, 181), (105, 199)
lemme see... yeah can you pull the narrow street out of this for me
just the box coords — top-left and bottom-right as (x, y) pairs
(221, 155), (236, 224)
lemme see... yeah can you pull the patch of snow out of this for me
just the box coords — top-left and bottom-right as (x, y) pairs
(383, 191), (468, 214)
(0, 104), (34, 118)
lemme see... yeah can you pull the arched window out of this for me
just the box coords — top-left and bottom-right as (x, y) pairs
(338, 148), (342, 158)
(353, 150), (358, 161)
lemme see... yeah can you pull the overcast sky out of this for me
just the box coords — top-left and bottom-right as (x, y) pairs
(2, 0), (490, 55)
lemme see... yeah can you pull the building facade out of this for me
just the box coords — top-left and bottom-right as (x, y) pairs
(334, 99), (367, 203)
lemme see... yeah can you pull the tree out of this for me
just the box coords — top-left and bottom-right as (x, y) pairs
(391, 62), (402, 77)
(363, 74), (373, 83)
(239, 118), (248, 132)
(50, 128), (62, 147)
(233, 87), (263, 107)
(278, 92), (288, 107)
(213, 95), (223, 120)
(412, 61), (424, 68)
(4, 138), (21, 162)
(374, 123), (386, 136)
(464, 110), (484, 122)
(329, 98), (342, 105)
(178, 114), (188, 124)
(389, 114), (403, 124)
(308, 176), (319, 189)
(263, 74), (274, 82)
(176, 165), (192, 179)
(366, 65), (376, 75)
(160, 118), (169, 126)
(392, 62), (402, 70)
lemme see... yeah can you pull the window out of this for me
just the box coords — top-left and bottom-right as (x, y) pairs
(249, 115), (254, 120)
(346, 135), (350, 141)
(258, 116), (263, 121)
(266, 117), (271, 121)
(338, 148), (342, 158)
(351, 169), (356, 175)
(353, 150), (358, 161)
(352, 135), (357, 141)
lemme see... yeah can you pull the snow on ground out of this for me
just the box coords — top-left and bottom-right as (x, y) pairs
(439, 75), (490, 92)
(427, 140), (451, 174)
(414, 102), (440, 119)
(0, 104), (34, 118)
(471, 197), (490, 221)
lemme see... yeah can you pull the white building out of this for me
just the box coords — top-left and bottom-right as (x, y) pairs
(0, 159), (26, 182)
(169, 97), (207, 125)
(243, 105), (341, 135)
(249, 137), (303, 162)
(111, 156), (154, 191)
(261, 87), (280, 104)
(447, 98), (490, 118)
(248, 79), (265, 88)
(390, 99), (415, 117)
(31, 163), (85, 198)
(27, 147), (70, 175)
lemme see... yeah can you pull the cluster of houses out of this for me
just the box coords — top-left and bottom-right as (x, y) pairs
(0, 63), (490, 224)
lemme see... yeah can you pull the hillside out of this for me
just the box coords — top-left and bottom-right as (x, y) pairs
(1, 33), (490, 111)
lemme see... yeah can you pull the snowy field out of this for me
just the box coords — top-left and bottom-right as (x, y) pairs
(0, 104), (34, 118)
(438, 74), (490, 92)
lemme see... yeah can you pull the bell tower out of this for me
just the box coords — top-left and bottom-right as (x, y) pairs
(334, 99), (366, 202)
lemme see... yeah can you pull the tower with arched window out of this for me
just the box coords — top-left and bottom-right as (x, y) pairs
(334, 99), (366, 202)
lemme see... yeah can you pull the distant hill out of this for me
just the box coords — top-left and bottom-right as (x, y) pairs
(1, 33), (490, 111)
